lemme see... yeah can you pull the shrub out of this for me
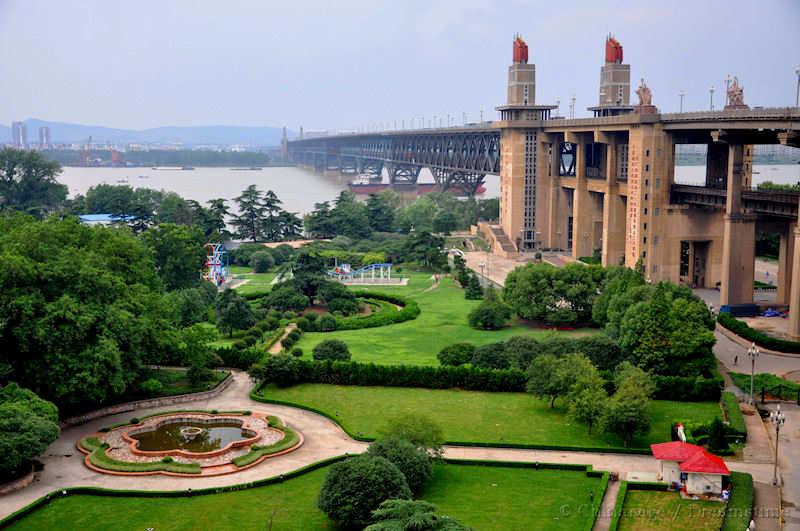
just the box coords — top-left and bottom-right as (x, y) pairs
(332, 292), (421, 331)
(650, 374), (722, 401)
(282, 336), (295, 350)
(471, 342), (510, 369)
(262, 284), (309, 312)
(317, 455), (412, 529)
(130, 418), (140, 424)
(328, 297), (360, 315)
(467, 295), (512, 330)
(214, 346), (262, 370)
(378, 414), (444, 457)
(0, 384), (60, 479)
(296, 316), (315, 332)
(317, 314), (338, 332)
(503, 336), (540, 370)
(252, 354), (301, 387)
(288, 329), (302, 342)
(367, 436), (432, 494)
(437, 343), (475, 367)
(161, 456), (174, 463)
(313, 339), (351, 361)
(291, 347), (304, 357)
(721, 472), (754, 531)
(250, 250), (275, 273)
(464, 273), (483, 300)
(721, 391), (746, 438)
(140, 378), (164, 396)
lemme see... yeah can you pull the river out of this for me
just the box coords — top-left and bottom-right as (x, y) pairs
(56, 164), (799, 215)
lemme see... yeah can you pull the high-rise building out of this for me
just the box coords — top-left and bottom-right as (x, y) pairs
(588, 35), (633, 117)
(38, 126), (51, 148)
(11, 121), (27, 148)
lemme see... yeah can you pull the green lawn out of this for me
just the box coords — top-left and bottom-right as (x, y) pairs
(257, 384), (721, 449)
(294, 272), (597, 366)
(618, 490), (725, 531)
(4, 463), (604, 531)
(233, 271), (277, 296)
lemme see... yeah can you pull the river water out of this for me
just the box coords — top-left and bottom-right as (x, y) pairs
(57, 164), (799, 215)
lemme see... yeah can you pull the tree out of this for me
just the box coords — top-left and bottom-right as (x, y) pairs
(601, 392), (650, 448)
(231, 185), (265, 241)
(437, 343), (475, 367)
(312, 339), (351, 361)
(291, 250), (328, 299)
(180, 324), (218, 386)
(467, 287), (512, 330)
(252, 354), (301, 387)
(464, 273), (483, 300)
(166, 287), (211, 327)
(250, 250), (275, 273)
(277, 210), (303, 240)
(331, 191), (372, 239)
(192, 198), (229, 240)
(318, 455), (412, 529)
(366, 499), (472, 531)
(0, 215), (179, 407)
(470, 342), (509, 369)
(367, 436), (432, 493)
(215, 288), (256, 337)
(141, 223), (206, 290)
(401, 231), (446, 270)
(707, 417), (730, 454)
(566, 355), (607, 434)
(261, 190), (284, 241)
(0, 383), (60, 478)
(378, 414), (444, 457)
(503, 336), (540, 371)
(432, 210), (458, 235)
(305, 201), (337, 239)
(0, 148), (66, 216)
(367, 192), (397, 232)
(526, 354), (574, 408)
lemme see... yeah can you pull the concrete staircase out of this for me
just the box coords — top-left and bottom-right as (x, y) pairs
(488, 225), (517, 254)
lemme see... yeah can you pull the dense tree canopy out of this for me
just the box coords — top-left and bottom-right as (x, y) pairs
(0, 383), (60, 478)
(0, 147), (66, 217)
(140, 223), (206, 290)
(0, 215), (180, 408)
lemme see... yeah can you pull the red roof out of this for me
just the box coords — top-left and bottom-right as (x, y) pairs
(679, 450), (730, 475)
(650, 441), (704, 461)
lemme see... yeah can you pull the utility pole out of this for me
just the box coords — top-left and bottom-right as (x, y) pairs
(725, 74), (733, 107)
(795, 66), (800, 107)
(569, 95), (576, 119)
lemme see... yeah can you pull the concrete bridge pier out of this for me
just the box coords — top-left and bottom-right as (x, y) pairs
(776, 222), (796, 305)
(787, 218), (800, 338)
(600, 135), (626, 267)
(719, 144), (756, 310)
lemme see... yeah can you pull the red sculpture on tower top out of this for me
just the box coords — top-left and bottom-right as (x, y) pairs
(605, 35), (623, 64)
(513, 34), (528, 64)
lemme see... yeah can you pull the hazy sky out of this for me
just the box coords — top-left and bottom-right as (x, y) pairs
(1, 0), (798, 131)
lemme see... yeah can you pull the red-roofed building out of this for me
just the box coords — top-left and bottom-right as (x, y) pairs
(651, 442), (730, 495)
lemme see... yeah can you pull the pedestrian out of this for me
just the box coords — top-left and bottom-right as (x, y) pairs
(734, 354), (738, 366)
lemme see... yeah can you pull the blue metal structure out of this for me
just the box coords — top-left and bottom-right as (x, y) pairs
(328, 263), (394, 283)
(203, 243), (229, 287)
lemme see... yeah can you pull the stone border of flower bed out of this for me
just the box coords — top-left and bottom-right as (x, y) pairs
(76, 411), (304, 477)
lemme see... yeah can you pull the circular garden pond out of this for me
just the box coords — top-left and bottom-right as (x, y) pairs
(77, 411), (302, 476)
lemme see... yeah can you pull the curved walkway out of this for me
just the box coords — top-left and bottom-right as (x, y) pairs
(0, 367), (782, 526)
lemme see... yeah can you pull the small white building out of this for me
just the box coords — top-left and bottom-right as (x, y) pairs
(650, 441), (730, 495)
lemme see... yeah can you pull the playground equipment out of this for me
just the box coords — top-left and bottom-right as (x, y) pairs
(327, 263), (401, 284)
(203, 243), (229, 287)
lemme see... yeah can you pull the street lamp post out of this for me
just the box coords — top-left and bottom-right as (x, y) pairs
(795, 66), (800, 107)
(569, 95), (576, 119)
(679, 91), (685, 112)
(747, 342), (760, 405)
(709, 85), (715, 111)
(769, 405), (786, 486)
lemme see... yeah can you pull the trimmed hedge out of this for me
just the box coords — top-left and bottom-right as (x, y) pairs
(213, 345), (262, 370)
(718, 312), (800, 353)
(332, 291), (420, 330)
(651, 373), (723, 401)
(721, 391), (747, 439)
(252, 358), (527, 392)
(721, 472), (754, 531)
(80, 438), (201, 475)
(231, 416), (301, 467)
(729, 372), (800, 401)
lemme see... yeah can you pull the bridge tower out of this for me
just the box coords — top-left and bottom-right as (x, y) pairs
(587, 35), (633, 117)
(494, 35), (557, 253)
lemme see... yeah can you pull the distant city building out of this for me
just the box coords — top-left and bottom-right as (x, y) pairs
(38, 126), (51, 148)
(11, 121), (27, 148)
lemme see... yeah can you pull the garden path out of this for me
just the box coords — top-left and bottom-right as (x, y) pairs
(269, 323), (297, 354)
(0, 369), (781, 527)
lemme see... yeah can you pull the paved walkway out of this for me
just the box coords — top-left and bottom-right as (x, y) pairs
(268, 323), (297, 354)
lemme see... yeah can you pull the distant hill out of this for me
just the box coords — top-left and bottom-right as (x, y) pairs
(4, 119), (292, 147)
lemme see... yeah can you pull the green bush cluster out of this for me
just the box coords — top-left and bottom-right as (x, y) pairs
(213, 345), (263, 370)
(650, 374), (723, 401)
(252, 357), (527, 392)
(312, 339), (351, 361)
(333, 292), (421, 331)
(281, 327), (304, 351)
(718, 312), (800, 353)
(729, 371), (800, 401)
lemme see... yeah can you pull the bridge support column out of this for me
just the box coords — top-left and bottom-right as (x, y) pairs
(571, 141), (593, 259)
(776, 222), (796, 305)
(602, 192), (626, 267)
(787, 222), (800, 338)
(719, 144), (756, 309)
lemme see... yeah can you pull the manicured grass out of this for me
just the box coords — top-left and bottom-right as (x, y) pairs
(233, 271), (277, 296)
(617, 490), (725, 531)
(4, 463), (604, 531)
(228, 265), (252, 275)
(294, 273), (597, 366)
(257, 384), (721, 449)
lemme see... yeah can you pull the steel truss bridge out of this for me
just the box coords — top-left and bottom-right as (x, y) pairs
(671, 184), (800, 220)
(288, 127), (500, 196)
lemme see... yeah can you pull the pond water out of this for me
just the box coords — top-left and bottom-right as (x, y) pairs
(131, 419), (250, 453)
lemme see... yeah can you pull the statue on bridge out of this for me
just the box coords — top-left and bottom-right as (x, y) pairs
(725, 77), (749, 110)
(635, 78), (652, 106)
(634, 78), (657, 114)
